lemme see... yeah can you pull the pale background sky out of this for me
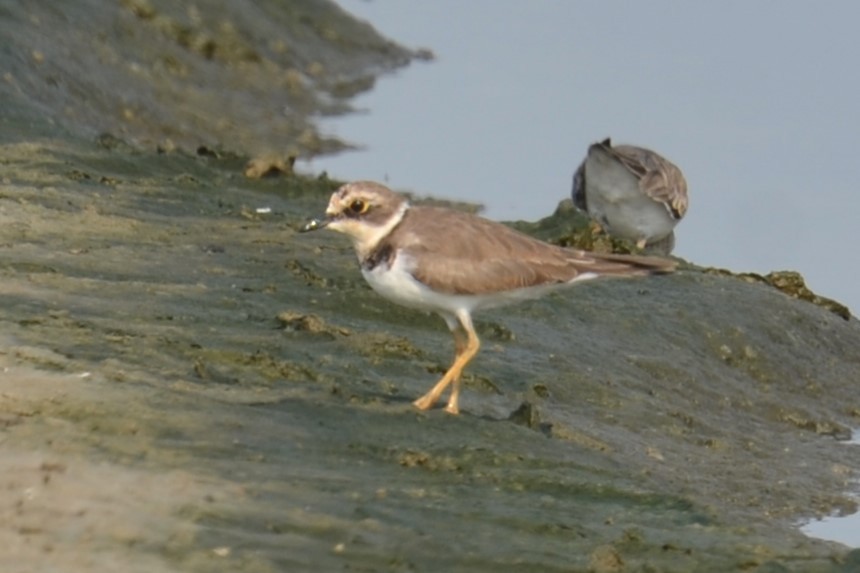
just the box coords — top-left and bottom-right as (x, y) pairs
(308, 1), (860, 315)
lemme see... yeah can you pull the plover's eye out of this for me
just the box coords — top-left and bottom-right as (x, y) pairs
(349, 199), (368, 214)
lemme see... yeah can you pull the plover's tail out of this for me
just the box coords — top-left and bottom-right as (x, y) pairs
(566, 249), (677, 278)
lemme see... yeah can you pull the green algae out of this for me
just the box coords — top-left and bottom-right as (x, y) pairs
(704, 268), (852, 320)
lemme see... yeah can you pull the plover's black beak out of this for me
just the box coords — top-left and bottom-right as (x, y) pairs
(300, 217), (329, 233)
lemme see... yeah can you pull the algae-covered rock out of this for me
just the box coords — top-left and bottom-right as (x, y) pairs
(1, 136), (859, 573)
(1, 3), (859, 572)
(704, 268), (852, 321)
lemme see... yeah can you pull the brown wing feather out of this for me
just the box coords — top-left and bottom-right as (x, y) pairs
(388, 207), (674, 296)
(607, 143), (689, 219)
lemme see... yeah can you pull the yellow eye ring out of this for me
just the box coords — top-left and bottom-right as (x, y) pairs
(349, 199), (369, 214)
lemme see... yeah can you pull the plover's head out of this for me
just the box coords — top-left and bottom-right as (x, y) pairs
(302, 181), (409, 255)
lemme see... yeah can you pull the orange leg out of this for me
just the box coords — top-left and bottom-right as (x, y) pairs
(443, 327), (472, 415)
(413, 312), (481, 415)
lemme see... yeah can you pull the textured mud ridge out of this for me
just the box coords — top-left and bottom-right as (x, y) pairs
(2, 138), (860, 572)
(0, 0), (429, 156)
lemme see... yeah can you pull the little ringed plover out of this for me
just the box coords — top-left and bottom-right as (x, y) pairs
(302, 180), (676, 415)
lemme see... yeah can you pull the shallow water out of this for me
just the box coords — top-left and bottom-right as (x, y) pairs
(802, 429), (860, 547)
(805, 513), (860, 548)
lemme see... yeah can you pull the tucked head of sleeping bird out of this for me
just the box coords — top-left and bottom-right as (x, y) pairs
(572, 138), (689, 255)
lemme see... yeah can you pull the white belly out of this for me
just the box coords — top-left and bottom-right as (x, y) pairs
(362, 259), (445, 313)
(361, 251), (593, 319)
(587, 181), (675, 242)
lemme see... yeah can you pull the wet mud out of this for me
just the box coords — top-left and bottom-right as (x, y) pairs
(2, 2), (860, 572)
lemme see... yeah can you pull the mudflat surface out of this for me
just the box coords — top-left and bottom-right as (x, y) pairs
(2, 2), (860, 572)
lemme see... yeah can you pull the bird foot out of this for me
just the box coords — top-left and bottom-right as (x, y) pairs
(412, 394), (460, 415)
(412, 394), (437, 411)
